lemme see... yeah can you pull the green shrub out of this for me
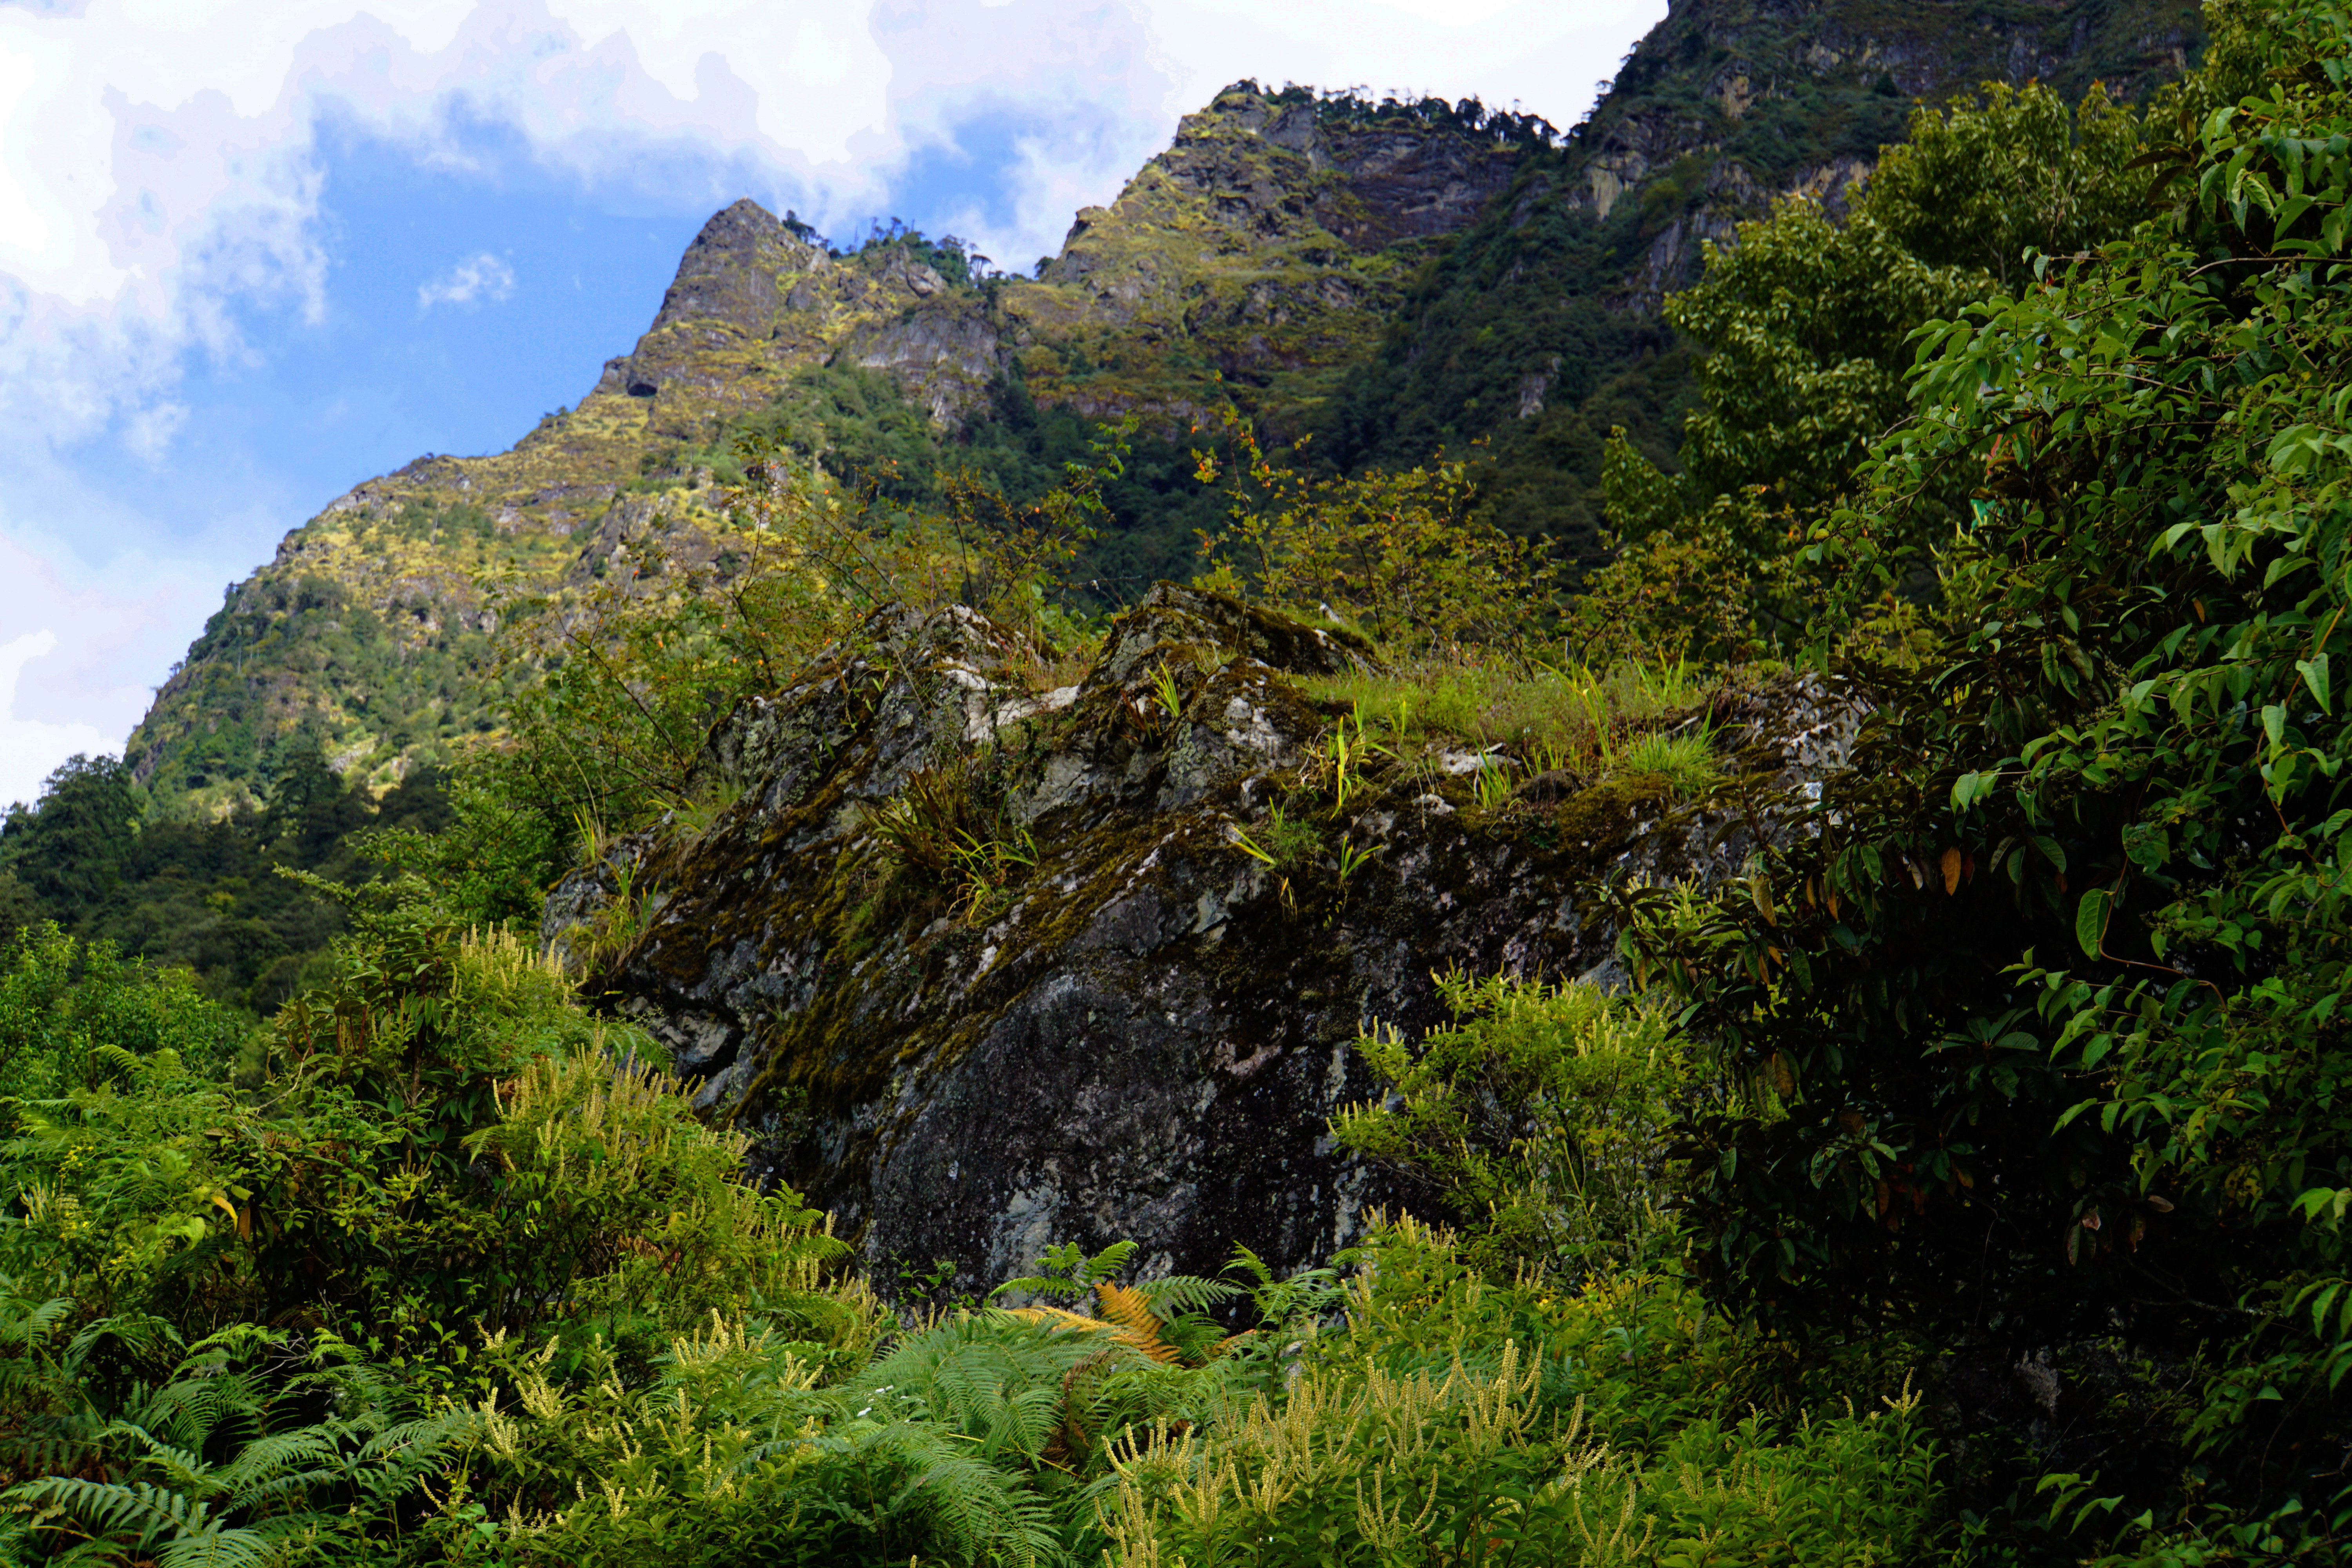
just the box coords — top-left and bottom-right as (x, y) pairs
(5, 1326), (471, 1564)
(1338, 975), (1691, 1287)
(437, 1274), (1265, 1567)
(0, 924), (250, 1100)
(355, 762), (565, 931)
(1103, 1220), (1946, 1567)
(1191, 408), (1559, 655)
(0, 913), (886, 1562)
(461, 1043), (876, 1351)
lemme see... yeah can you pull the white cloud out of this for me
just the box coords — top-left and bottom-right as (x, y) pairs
(417, 250), (516, 310)
(1134, 0), (1664, 127)
(121, 397), (187, 460)
(0, 0), (1666, 457)
(0, 506), (220, 805)
(911, 0), (1670, 280)
(0, 630), (117, 810)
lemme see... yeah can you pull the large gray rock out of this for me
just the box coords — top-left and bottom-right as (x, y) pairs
(546, 586), (1865, 1299)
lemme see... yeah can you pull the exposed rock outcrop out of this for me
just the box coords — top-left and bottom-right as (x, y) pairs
(551, 588), (1866, 1297)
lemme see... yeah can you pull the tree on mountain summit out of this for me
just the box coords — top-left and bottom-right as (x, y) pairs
(0, 756), (137, 916)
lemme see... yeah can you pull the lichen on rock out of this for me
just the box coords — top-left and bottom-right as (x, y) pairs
(547, 585), (1867, 1300)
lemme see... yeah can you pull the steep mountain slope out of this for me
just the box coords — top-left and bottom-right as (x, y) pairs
(122, 0), (2202, 819)
(125, 93), (1544, 814)
(1323, 0), (2205, 554)
(1002, 87), (1544, 430)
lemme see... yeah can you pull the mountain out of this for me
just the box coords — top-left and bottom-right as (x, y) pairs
(122, 92), (1550, 814)
(122, 0), (2202, 820)
(1318, 0), (2205, 552)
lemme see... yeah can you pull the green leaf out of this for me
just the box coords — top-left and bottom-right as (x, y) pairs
(2301, 653), (2334, 715)
(2076, 889), (2111, 960)
(2312, 1279), (2346, 1337)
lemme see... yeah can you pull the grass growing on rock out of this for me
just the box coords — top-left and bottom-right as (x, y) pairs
(1301, 658), (1719, 779)
(1608, 728), (1722, 800)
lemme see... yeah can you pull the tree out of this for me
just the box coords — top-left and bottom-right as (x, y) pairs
(1668, 201), (1985, 515)
(1629, 0), (2352, 1540)
(0, 757), (138, 917)
(1670, 80), (2151, 515)
(1587, 79), (2160, 667)
(1867, 80), (2147, 288)
(260, 739), (370, 863)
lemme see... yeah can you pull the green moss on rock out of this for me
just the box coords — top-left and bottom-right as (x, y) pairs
(554, 587), (1866, 1297)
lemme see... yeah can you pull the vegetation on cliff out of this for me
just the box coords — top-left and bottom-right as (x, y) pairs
(1315, 0), (2202, 559)
(0, 750), (452, 1012)
(0, 904), (1944, 1565)
(89, 0), (2198, 851)
(17, 0), (2352, 1560)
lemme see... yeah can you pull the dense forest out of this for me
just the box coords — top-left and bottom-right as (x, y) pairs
(10, 0), (2352, 1561)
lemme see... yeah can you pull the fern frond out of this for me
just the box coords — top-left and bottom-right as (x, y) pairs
(0, 1291), (72, 1351)
(858, 1424), (1058, 1568)
(995, 1385), (1069, 1462)
(120, 1367), (263, 1457)
(1080, 1241), (1138, 1286)
(997, 1304), (1112, 1337)
(64, 1312), (183, 1374)
(209, 1428), (343, 1501)
(1225, 1243), (1276, 1291)
(356, 1411), (477, 1465)
(5, 1475), (212, 1548)
(1127, 1274), (1245, 1315)
(103, 1424), (214, 1495)
(989, 1273), (1092, 1303)
(177, 1325), (289, 1365)
(1224, 1249), (1348, 1325)
(214, 1464), (350, 1516)
(87, 1044), (146, 1088)
(156, 1520), (296, 1568)
(1093, 1285), (1181, 1365)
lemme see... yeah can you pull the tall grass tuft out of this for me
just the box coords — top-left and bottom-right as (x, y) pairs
(1303, 657), (1718, 779)
(1608, 728), (1722, 800)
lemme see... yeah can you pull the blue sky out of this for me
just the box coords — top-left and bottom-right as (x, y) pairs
(0, 0), (1666, 808)
(118, 110), (719, 522)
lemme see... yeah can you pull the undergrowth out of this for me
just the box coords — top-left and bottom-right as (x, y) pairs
(0, 916), (1948, 1566)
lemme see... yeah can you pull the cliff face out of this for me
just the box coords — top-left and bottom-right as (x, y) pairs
(1322, 0), (2205, 551)
(998, 87), (1537, 428)
(546, 587), (1865, 1290)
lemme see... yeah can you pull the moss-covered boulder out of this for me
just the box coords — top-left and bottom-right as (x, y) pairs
(548, 588), (1866, 1298)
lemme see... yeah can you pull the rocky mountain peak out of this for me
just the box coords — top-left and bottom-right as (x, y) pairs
(1044, 82), (1534, 278)
(644, 197), (826, 341)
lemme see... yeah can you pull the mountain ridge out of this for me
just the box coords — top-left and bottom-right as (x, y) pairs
(120, 0), (2202, 817)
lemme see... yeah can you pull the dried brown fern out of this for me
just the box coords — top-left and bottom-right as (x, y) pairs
(1094, 1283), (1182, 1365)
